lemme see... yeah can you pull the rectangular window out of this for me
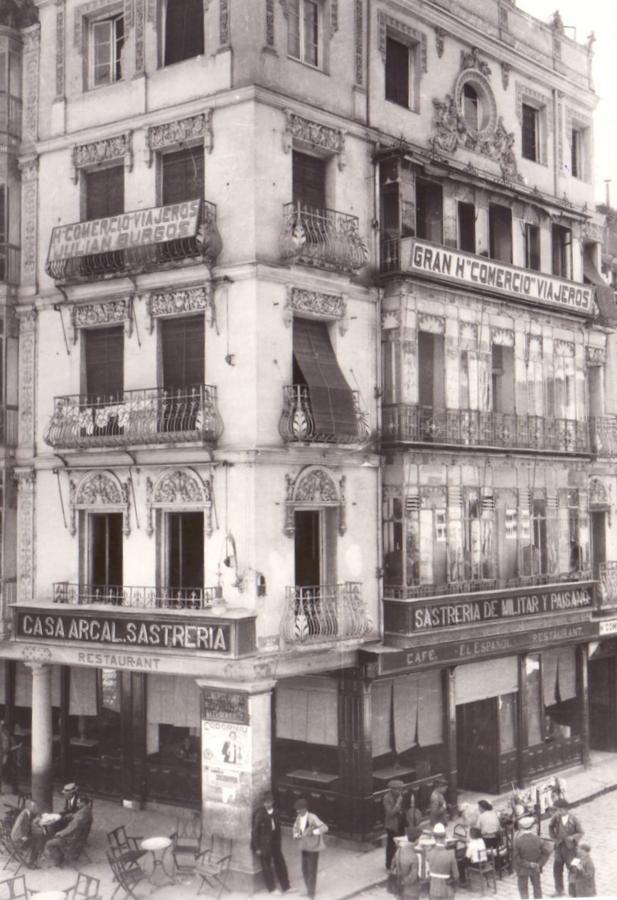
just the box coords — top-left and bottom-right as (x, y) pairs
(551, 224), (571, 278)
(521, 104), (539, 162)
(161, 147), (205, 205)
(91, 14), (124, 87)
(416, 179), (443, 244)
(292, 150), (326, 211)
(417, 331), (445, 410)
(89, 512), (123, 587)
(167, 512), (204, 590)
(164, 0), (204, 67)
(85, 166), (124, 220)
(489, 204), (512, 263)
(524, 223), (541, 271)
(385, 37), (411, 108)
(160, 315), (205, 389)
(288, 0), (320, 67)
(458, 202), (475, 253)
(491, 344), (515, 414)
(571, 128), (582, 179)
(84, 326), (124, 400)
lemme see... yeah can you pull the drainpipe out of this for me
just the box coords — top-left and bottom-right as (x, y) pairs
(375, 286), (384, 642)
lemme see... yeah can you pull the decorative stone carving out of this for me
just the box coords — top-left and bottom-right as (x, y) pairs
(18, 157), (39, 284)
(554, 339), (574, 358)
(500, 62), (511, 91)
(418, 314), (444, 335)
(586, 345), (606, 366)
(16, 469), (35, 606)
(589, 477), (609, 508)
(22, 25), (40, 146)
(491, 327), (514, 347)
(381, 309), (401, 330)
(460, 47), (491, 77)
(354, 0), (364, 85)
(55, 0), (65, 100)
(70, 298), (132, 344)
(146, 285), (213, 334)
(283, 112), (346, 170)
(284, 287), (346, 329)
(146, 112), (213, 165)
(17, 309), (37, 450)
(377, 13), (427, 72)
(70, 471), (130, 537)
(71, 132), (133, 184)
(145, 468), (213, 537)
(265, 0), (275, 47)
(526, 335), (543, 360)
(284, 466), (346, 538)
(330, 0), (338, 35)
(134, 0), (145, 75)
(220, 0), (229, 46)
(434, 26), (446, 59)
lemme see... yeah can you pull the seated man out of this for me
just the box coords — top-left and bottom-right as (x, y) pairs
(10, 799), (45, 866)
(44, 797), (92, 867)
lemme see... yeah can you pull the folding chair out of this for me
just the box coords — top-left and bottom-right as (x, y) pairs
(195, 836), (232, 899)
(107, 826), (146, 864)
(0, 874), (30, 900)
(467, 846), (497, 895)
(66, 872), (101, 900)
(171, 814), (202, 879)
(106, 849), (146, 900)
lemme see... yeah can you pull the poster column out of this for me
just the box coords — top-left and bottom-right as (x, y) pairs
(198, 680), (275, 894)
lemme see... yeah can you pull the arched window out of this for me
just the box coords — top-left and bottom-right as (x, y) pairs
(463, 83), (479, 131)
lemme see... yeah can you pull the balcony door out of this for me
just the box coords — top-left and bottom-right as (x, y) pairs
(295, 510), (322, 588)
(166, 511), (203, 606)
(292, 151), (326, 211)
(294, 509), (336, 638)
(84, 166), (124, 275)
(160, 315), (204, 432)
(591, 510), (606, 581)
(418, 331), (445, 438)
(89, 513), (123, 593)
(84, 326), (124, 437)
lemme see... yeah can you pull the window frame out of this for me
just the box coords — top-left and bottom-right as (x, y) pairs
(570, 127), (586, 180)
(161, 0), (205, 68)
(524, 222), (541, 271)
(521, 103), (540, 163)
(158, 145), (205, 207)
(287, 0), (325, 71)
(516, 85), (549, 166)
(384, 28), (420, 112)
(88, 10), (124, 89)
(551, 223), (572, 279)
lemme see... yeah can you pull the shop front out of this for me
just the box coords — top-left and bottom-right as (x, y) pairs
(588, 620), (617, 752)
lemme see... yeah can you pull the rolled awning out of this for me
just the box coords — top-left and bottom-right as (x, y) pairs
(584, 247), (617, 323)
(293, 318), (359, 439)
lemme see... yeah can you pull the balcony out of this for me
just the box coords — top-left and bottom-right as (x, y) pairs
(382, 404), (590, 455)
(44, 385), (223, 450)
(45, 199), (221, 283)
(0, 94), (21, 138)
(590, 417), (617, 457)
(384, 571), (592, 601)
(0, 244), (20, 286)
(53, 582), (221, 610)
(597, 562), (617, 614)
(279, 385), (370, 445)
(280, 203), (368, 272)
(281, 582), (369, 646)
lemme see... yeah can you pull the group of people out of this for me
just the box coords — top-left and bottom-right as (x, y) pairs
(383, 780), (597, 899)
(10, 782), (93, 868)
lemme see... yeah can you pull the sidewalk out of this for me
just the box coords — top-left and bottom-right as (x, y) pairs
(8, 751), (617, 900)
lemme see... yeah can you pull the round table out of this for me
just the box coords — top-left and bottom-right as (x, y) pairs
(31, 892), (68, 900)
(38, 812), (62, 837)
(140, 835), (176, 887)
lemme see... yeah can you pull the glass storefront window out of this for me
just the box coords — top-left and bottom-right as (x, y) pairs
(499, 692), (517, 752)
(525, 655), (543, 746)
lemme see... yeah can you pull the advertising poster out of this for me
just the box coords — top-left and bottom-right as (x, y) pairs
(202, 719), (252, 806)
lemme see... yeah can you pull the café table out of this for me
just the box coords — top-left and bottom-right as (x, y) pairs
(31, 892), (68, 900)
(38, 812), (62, 837)
(140, 835), (176, 887)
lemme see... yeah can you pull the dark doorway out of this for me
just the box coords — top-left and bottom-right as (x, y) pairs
(292, 152), (326, 211)
(167, 512), (204, 604)
(591, 511), (607, 581)
(90, 513), (123, 587)
(589, 657), (617, 751)
(456, 698), (500, 793)
(294, 510), (321, 587)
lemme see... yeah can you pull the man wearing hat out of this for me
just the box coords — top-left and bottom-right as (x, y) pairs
(292, 797), (328, 899)
(251, 792), (290, 894)
(548, 799), (583, 897)
(383, 780), (405, 869)
(426, 823), (458, 898)
(568, 841), (596, 898)
(513, 816), (552, 899)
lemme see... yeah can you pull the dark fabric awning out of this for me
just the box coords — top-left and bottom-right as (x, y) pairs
(583, 249), (605, 286)
(595, 284), (617, 324)
(293, 318), (358, 439)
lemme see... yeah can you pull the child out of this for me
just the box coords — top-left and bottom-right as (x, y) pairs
(459, 826), (486, 884)
(569, 842), (596, 898)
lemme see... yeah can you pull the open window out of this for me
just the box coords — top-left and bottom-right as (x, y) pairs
(83, 165), (124, 274)
(417, 330), (445, 412)
(163, 0), (204, 66)
(491, 344), (515, 414)
(385, 37), (414, 109)
(287, 0), (322, 68)
(292, 150), (327, 211)
(551, 224), (571, 279)
(462, 84), (479, 131)
(458, 201), (475, 253)
(166, 511), (204, 600)
(416, 179), (443, 244)
(489, 204), (512, 263)
(90, 13), (124, 87)
(521, 104), (539, 162)
(524, 223), (541, 271)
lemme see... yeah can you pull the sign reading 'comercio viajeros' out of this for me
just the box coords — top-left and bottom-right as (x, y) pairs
(403, 238), (594, 316)
(16, 610), (230, 653)
(47, 199), (201, 263)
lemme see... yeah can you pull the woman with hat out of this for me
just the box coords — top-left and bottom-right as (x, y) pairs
(512, 815), (552, 899)
(383, 780), (406, 869)
(292, 797), (328, 899)
(426, 824), (458, 898)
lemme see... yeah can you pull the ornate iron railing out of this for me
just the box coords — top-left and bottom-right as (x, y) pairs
(44, 385), (223, 449)
(597, 562), (617, 610)
(281, 582), (368, 645)
(45, 200), (221, 282)
(385, 571), (591, 601)
(53, 582), (222, 610)
(279, 385), (370, 444)
(280, 202), (368, 272)
(0, 95), (22, 137)
(590, 417), (617, 457)
(382, 404), (590, 454)
(0, 244), (20, 285)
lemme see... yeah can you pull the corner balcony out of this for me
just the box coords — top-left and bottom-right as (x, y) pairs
(280, 203), (368, 272)
(596, 563), (617, 615)
(0, 95), (21, 138)
(279, 385), (370, 445)
(53, 582), (221, 610)
(280, 583), (369, 646)
(590, 417), (617, 457)
(45, 199), (221, 283)
(44, 385), (223, 450)
(0, 244), (20, 286)
(382, 404), (590, 455)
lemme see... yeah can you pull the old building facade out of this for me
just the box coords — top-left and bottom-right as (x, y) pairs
(2, 0), (617, 890)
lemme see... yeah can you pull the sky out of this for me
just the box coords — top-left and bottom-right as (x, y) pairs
(517, 0), (617, 205)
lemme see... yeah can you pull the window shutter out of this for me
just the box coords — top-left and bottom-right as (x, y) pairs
(84, 326), (124, 399)
(292, 151), (326, 210)
(522, 105), (537, 161)
(293, 318), (358, 438)
(385, 37), (409, 107)
(287, 0), (301, 58)
(164, 0), (205, 66)
(85, 166), (124, 220)
(161, 315), (205, 389)
(162, 147), (205, 205)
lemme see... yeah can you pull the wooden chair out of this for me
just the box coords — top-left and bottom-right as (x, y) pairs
(195, 836), (232, 899)
(107, 826), (146, 865)
(66, 872), (101, 900)
(171, 814), (202, 878)
(490, 830), (511, 878)
(0, 831), (36, 877)
(106, 848), (146, 900)
(467, 847), (497, 895)
(0, 874), (30, 900)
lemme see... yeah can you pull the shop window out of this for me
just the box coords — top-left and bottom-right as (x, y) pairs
(275, 677), (338, 746)
(489, 204), (512, 263)
(97, 668), (122, 755)
(525, 655), (543, 746)
(462, 84), (479, 131)
(90, 13), (124, 87)
(287, 0), (322, 68)
(521, 104), (539, 162)
(542, 648), (578, 741)
(161, 147), (204, 205)
(491, 344), (514, 414)
(458, 202), (475, 253)
(147, 674), (200, 760)
(385, 37), (414, 109)
(416, 179), (443, 244)
(551, 224), (572, 279)
(499, 693), (518, 752)
(524, 223), (541, 271)
(371, 672), (443, 759)
(163, 0), (204, 67)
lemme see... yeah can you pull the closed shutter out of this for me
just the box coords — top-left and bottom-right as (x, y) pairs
(85, 166), (124, 220)
(161, 315), (205, 389)
(164, 0), (204, 66)
(293, 318), (358, 438)
(385, 37), (409, 107)
(162, 147), (204, 205)
(292, 151), (326, 210)
(84, 326), (124, 399)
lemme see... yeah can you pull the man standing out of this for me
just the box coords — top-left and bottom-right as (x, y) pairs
(251, 792), (290, 895)
(512, 815), (552, 899)
(426, 823), (458, 899)
(383, 780), (405, 869)
(429, 779), (449, 827)
(548, 799), (583, 897)
(292, 797), (328, 899)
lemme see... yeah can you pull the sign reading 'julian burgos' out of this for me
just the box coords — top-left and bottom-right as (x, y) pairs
(403, 238), (594, 316)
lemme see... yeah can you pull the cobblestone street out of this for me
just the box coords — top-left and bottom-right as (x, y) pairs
(351, 790), (617, 900)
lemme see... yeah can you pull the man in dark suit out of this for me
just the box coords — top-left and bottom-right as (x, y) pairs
(251, 792), (290, 894)
(548, 799), (583, 897)
(222, 731), (242, 765)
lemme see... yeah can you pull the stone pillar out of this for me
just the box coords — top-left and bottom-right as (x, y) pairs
(578, 645), (591, 769)
(442, 667), (457, 801)
(517, 654), (529, 788)
(198, 680), (275, 894)
(15, 469), (35, 607)
(29, 663), (53, 811)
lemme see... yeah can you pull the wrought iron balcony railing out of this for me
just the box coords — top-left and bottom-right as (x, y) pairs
(53, 582), (222, 610)
(45, 199), (221, 282)
(385, 571), (592, 601)
(280, 202), (368, 272)
(0, 95), (22, 138)
(590, 417), (617, 457)
(281, 582), (369, 646)
(597, 562), (617, 612)
(44, 385), (223, 450)
(0, 244), (20, 286)
(382, 404), (590, 454)
(279, 385), (370, 444)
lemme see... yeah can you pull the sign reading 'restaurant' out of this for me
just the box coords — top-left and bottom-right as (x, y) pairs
(404, 238), (594, 316)
(46, 199), (201, 263)
(16, 610), (230, 653)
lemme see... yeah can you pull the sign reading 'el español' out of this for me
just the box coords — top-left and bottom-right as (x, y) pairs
(403, 238), (594, 316)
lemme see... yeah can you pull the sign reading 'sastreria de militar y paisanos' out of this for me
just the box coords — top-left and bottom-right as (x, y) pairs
(402, 238), (594, 316)
(46, 199), (201, 263)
